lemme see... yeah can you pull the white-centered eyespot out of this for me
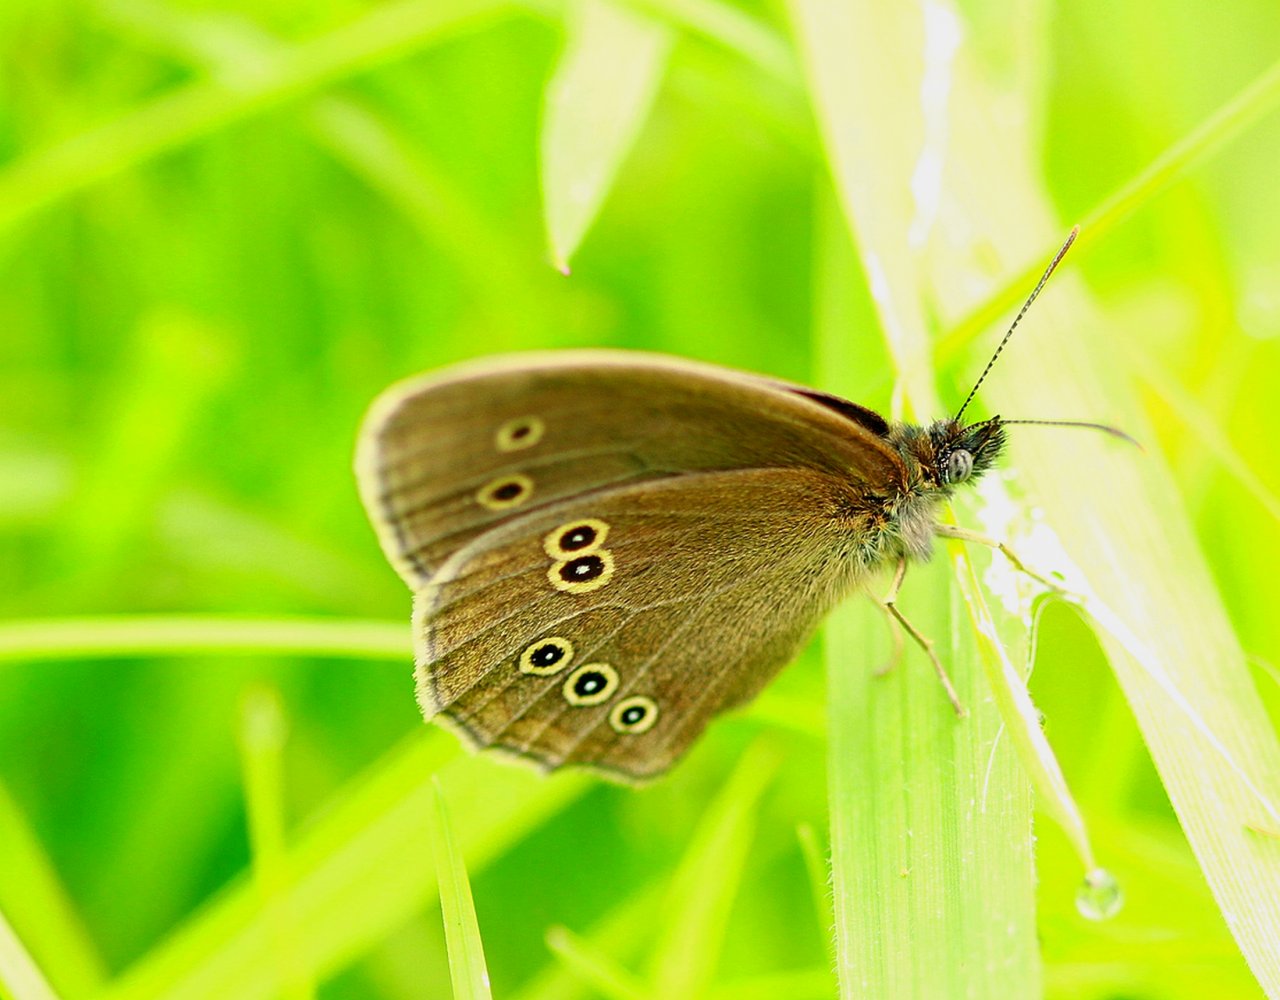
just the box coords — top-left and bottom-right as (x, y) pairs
(518, 636), (574, 676)
(495, 416), (544, 452)
(543, 518), (610, 559)
(547, 549), (615, 594)
(609, 695), (658, 734)
(476, 474), (533, 510)
(562, 662), (619, 706)
(947, 449), (973, 484)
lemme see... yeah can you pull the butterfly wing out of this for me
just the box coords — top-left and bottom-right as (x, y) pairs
(414, 467), (866, 779)
(356, 351), (907, 778)
(356, 351), (905, 587)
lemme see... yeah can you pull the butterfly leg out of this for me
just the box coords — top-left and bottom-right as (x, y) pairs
(879, 557), (967, 716)
(874, 601), (905, 677)
(934, 524), (1066, 593)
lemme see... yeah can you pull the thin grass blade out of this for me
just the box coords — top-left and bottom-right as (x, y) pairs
(238, 686), (313, 1000)
(544, 926), (647, 1000)
(541, 0), (673, 272)
(648, 742), (777, 1000)
(429, 779), (492, 1000)
(98, 742), (588, 1000)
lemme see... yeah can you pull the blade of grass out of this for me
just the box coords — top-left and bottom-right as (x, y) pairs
(794, 822), (835, 969)
(936, 56), (1280, 365)
(544, 926), (647, 1000)
(514, 885), (662, 1000)
(429, 779), (492, 1000)
(0, 907), (59, 1000)
(237, 686), (313, 1000)
(97, 740), (589, 1000)
(0, 615), (409, 665)
(648, 742), (778, 1000)
(923, 23), (1280, 995)
(618, 0), (798, 85)
(706, 968), (834, 1000)
(0, 782), (106, 998)
(792, 2), (1040, 995)
(947, 543), (1097, 875)
(541, 0), (673, 272)
(0, 0), (510, 231)
(97, 0), (565, 339)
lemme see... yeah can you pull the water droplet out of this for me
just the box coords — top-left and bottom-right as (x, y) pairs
(1075, 867), (1123, 921)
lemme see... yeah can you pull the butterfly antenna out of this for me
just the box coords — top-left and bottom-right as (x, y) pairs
(954, 226), (1080, 423)
(1001, 418), (1143, 450)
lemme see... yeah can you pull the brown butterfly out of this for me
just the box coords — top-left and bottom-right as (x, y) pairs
(355, 230), (1123, 780)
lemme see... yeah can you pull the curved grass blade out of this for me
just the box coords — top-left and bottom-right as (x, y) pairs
(923, 25), (1280, 998)
(544, 926), (646, 1000)
(0, 906), (60, 1000)
(0, 0), (509, 232)
(0, 782), (106, 999)
(430, 779), (492, 1000)
(98, 741), (588, 1000)
(936, 57), (1280, 364)
(0, 615), (409, 665)
(541, 0), (674, 272)
(238, 686), (313, 1000)
(648, 742), (778, 1000)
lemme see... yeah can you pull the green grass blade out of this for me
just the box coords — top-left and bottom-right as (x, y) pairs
(948, 545), (1097, 874)
(793, 2), (1040, 995)
(237, 687), (313, 1000)
(515, 885), (663, 1000)
(97, 742), (589, 1000)
(0, 616), (409, 665)
(648, 742), (777, 1000)
(794, 823), (835, 968)
(0, 783), (106, 998)
(620, 0), (798, 84)
(0, 0), (509, 231)
(544, 926), (647, 1000)
(916, 25), (1280, 997)
(936, 56), (1280, 365)
(0, 907), (60, 1000)
(429, 779), (492, 1000)
(541, 0), (673, 271)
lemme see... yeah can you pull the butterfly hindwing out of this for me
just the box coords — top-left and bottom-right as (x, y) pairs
(412, 468), (866, 779)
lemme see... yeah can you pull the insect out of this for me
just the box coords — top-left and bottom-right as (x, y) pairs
(356, 229), (1126, 780)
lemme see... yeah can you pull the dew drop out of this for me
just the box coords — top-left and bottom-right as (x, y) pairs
(1075, 867), (1123, 921)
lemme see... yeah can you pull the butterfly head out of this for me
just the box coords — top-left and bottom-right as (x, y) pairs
(926, 417), (1006, 491)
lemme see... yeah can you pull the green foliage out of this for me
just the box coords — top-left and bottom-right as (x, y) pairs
(1, 1), (1278, 998)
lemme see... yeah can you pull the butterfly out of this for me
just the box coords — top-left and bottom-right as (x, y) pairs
(355, 230), (1118, 780)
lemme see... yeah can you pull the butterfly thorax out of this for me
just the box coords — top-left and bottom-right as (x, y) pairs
(852, 416), (1006, 568)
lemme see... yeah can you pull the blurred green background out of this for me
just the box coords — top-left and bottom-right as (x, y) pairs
(2, 0), (1279, 998)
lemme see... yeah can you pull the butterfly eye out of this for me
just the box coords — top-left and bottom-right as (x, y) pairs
(562, 663), (619, 706)
(947, 449), (974, 483)
(477, 474), (534, 510)
(495, 416), (545, 452)
(518, 636), (574, 676)
(547, 550), (615, 594)
(543, 518), (610, 559)
(609, 696), (659, 735)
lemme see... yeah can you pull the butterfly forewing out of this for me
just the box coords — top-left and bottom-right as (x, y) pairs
(357, 352), (904, 587)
